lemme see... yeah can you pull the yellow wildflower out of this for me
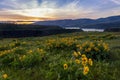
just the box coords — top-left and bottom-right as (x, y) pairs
(94, 47), (99, 51)
(103, 45), (109, 51)
(82, 57), (88, 66)
(85, 48), (91, 52)
(28, 50), (33, 54)
(83, 66), (89, 75)
(82, 54), (86, 58)
(73, 51), (78, 57)
(98, 43), (101, 46)
(78, 51), (81, 56)
(76, 44), (80, 48)
(88, 58), (93, 66)
(63, 64), (68, 70)
(37, 48), (44, 52)
(90, 42), (94, 48)
(88, 48), (91, 52)
(22, 41), (26, 44)
(79, 46), (83, 50)
(2, 74), (8, 79)
(19, 55), (26, 61)
(75, 59), (80, 64)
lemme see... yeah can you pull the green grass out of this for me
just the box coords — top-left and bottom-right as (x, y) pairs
(0, 32), (120, 80)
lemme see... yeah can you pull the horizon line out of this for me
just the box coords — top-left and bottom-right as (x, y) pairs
(0, 15), (120, 22)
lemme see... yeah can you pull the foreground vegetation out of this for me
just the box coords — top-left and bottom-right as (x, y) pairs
(0, 32), (120, 80)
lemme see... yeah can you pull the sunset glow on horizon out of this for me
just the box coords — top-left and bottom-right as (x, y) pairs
(0, 0), (120, 21)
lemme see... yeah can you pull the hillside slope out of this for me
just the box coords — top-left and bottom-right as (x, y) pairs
(35, 15), (120, 29)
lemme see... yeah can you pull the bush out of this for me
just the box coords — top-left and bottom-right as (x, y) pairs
(76, 41), (109, 60)
(0, 47), (46, 68)
(45, 38), (77, 50)
(47, 51), (93, 80)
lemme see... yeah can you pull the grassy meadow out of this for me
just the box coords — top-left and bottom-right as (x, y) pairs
(0, 32), (120, 80)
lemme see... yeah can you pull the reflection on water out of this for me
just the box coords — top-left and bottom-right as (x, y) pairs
(82, 28), (104, 32)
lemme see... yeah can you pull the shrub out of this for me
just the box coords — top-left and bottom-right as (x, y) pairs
(48, 51), (93, 80)
(45, 38), (77, 50)
(0, 47), (46, 68)
(76, 41), (109, 60)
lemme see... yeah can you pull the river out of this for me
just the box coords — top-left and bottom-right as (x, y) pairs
(82, 28), (104, 32)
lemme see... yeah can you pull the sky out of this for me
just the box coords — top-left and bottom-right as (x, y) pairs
(0, 0), (120, 21)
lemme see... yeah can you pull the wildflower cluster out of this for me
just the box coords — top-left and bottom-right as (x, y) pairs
(73, 51), (93, 75)
(61, 51), (93, 80)
(76, 41), (109, 60)
(45, 37), (77, 50)
(0, 41), (46, 68)
(0, 71), (9, 80)
(2, 74), (8, 79)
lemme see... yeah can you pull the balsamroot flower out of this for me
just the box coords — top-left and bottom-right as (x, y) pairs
(2, 74), (8, 79)
(83, 66), (89, 75)
(63, 64), (68, 70)
(88, 58), (93, 66)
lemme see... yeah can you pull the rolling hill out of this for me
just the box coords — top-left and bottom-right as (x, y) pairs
(35, 15), (120, 29)
(0, 23), (82, 38)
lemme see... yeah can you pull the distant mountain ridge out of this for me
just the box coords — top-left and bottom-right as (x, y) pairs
(35, 15), (120, 29)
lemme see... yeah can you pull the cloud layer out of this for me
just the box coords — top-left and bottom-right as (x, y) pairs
(0, 0), (120, 21)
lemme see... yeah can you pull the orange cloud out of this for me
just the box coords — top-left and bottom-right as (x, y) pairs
(0, 14), (55, 21)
